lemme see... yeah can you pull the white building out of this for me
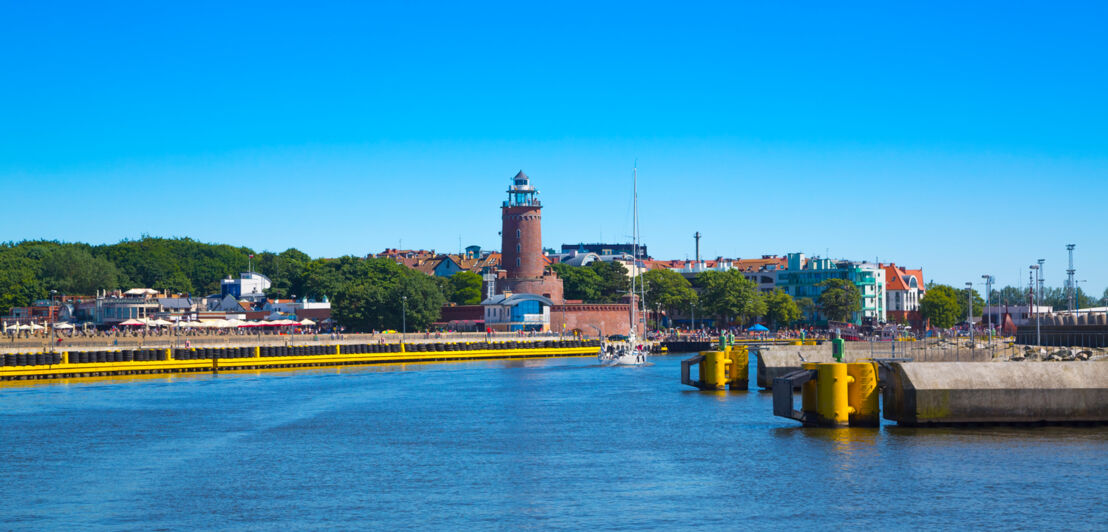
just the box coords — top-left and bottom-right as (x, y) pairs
(482, 293), (552, 332)
(221, 272), (272, 302)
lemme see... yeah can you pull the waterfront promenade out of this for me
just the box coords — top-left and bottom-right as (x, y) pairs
(0, 331), (585, 354)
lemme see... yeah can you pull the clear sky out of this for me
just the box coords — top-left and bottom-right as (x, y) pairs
(2, 2), (1106, 295)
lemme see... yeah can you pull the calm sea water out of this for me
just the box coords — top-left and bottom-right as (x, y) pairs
(1, 354), (1106, 530)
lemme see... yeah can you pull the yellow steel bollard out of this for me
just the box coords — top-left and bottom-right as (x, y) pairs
(816, 363), (854, 427)
(700, 351), (727, 390)
(335, 345), (341, 355)
(727, 346), (749, 390)
(166, 348), (172, 361)
(63, 351), (70, 364)
(846, 362), (880, 427)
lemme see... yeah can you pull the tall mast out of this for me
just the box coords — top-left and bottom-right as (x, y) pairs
(630, 166), (637, 336)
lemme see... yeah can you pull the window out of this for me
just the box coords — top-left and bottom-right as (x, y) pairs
(516, 229), (521, 239)
(516, 244), (520, 254)
(516, 258), (521, 267)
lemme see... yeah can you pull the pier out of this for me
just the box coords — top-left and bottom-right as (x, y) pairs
(0, 339), (600, 381)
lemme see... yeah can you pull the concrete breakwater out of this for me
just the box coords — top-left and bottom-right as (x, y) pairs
(882, 361), (1108, 425)
(0, 339), (601, 381)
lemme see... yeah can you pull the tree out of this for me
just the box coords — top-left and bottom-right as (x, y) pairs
(329, 258), (445, 331)
(955, 286), (985, 319)
(796, 297), (816, 322)
(588, 261), (630, 302)
(256, 248), (310, 299)
(764, 289), (801, 328)
(38, 246), (121, 296)
(550, 263), (602, 302)
(695, 270), (766, 327)
(636, 269), (697, 322)
(990, 285), (1029, 307)
(920, 285), (962, 328)
(0, 251), (44, 316)
(817, 278), (861, 322)
(448, 271), (482, 305)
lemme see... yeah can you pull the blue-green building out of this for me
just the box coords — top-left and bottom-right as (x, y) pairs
(776, 253), (886, 326)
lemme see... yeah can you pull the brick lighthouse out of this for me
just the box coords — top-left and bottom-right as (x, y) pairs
(498, 171), (564, 303)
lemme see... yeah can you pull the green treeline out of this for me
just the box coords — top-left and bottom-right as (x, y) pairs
(554, 263), (810, 328)
(0, 238), (483, 331)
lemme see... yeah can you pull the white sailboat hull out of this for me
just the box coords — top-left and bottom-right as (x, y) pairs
(597, 342), (649, 366)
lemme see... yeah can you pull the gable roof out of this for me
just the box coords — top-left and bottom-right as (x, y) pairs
(884, 264), (925, 292)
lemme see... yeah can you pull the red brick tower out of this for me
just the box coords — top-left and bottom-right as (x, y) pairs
(499, 171), (563, 303)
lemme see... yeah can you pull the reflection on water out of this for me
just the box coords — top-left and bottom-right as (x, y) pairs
(0, 354), (1105, 529)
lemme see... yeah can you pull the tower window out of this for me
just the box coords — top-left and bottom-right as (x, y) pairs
(516, 229), (521, 239)
(516, 258), (521, 267)
(516, 244), (520, 254)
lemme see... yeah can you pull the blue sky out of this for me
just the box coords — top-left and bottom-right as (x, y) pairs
(2, 2), (1106, 294)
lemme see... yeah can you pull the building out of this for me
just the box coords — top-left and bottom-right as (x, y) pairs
(776, 253), (886, 325)
(261, 297), (332, 322)
(482, 293), (552, 332)
(983, 304), (1052, 327)
(221, 272), (272, 302)
(91, 289), (162, 326)
(495, 170), (564, 303)
(884, 263), (926, 329)
(560, 243), (649, 260)
(477, 170), (634, 337)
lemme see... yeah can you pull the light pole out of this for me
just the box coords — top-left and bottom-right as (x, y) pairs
(1030, 265), (1040, 347)
(401, 295), (408, 339)
(1036, 259), (1045, 311)
(965, 282), (974, 348)
(50, 290), (57, 352)
(982, 274), (994, 344)
(1074, 279), (1088, 317)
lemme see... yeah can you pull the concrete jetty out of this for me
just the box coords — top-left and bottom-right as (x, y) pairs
(882, 361), (1108, 425)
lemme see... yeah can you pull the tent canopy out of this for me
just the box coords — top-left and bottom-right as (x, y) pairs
(747, 323), (769, 332)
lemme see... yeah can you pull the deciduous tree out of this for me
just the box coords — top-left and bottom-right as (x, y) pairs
(817, 278), (861, 322)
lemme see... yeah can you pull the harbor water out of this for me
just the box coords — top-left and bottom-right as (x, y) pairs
(1, 354), (1106, 529)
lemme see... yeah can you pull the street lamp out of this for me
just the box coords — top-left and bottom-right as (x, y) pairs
(965, 282), (974, 348)
(1030, 265), (1040, 346)
(1074, 279), (1088, 316)
(982, 274), (994, 344)
(402, 295), (408, 338)
(1036, 259), (1045, 312)
(50, 290), (57, 352)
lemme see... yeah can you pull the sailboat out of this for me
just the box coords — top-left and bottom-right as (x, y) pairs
(598, 166), (651, 366)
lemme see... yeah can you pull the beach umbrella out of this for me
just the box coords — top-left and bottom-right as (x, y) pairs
(119, 319), (145, 326)
(299, 319), (316, 326)
(52, 323), (74, 330)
